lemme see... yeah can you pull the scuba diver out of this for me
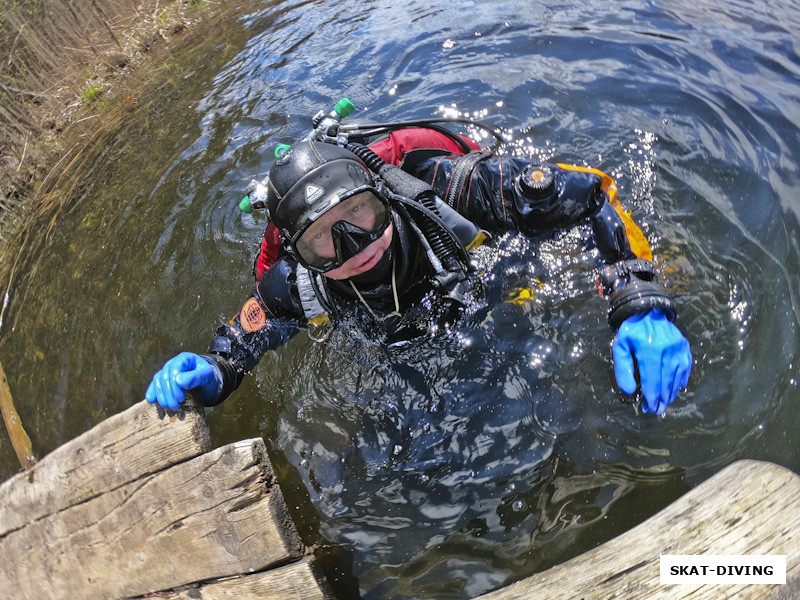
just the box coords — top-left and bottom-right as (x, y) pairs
(146, 99), (692, 415)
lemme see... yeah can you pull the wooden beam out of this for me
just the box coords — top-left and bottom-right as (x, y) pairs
(474, 460), (799, 600)
(0, 398), (211, 537)
(150, 556), (332, 599)
(0, 437), (304, 600)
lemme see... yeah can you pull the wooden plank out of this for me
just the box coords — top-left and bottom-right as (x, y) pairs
(0, 438), (304, 600)
(474, 460), (799, 600)
(152, 556), (332, 600)
(0, 358), (37, 469)
(0, 397), (211, 537)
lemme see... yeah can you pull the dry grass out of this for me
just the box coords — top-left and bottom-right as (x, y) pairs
(0, 0), (213, 250)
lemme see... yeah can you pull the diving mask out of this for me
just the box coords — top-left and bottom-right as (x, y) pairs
(293, 190), (392, 272)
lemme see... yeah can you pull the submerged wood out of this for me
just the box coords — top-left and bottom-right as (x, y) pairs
(151, 557), (330, 600)
(0, 358), (36, 470)
(0, 395), (211, 537)
(474, 459), (799, 600)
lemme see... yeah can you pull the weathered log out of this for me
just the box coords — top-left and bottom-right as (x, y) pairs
(0, 437), (304, 600)
(0, 397), (211, 537)
(152, 556), (331, 600)
(474, 460), (799, 600)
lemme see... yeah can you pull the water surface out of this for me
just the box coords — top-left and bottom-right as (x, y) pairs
(1, 1), (799, 598)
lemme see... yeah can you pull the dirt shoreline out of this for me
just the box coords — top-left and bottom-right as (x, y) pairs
(0, 0), (226, 260)
(0, 0), (232, 470)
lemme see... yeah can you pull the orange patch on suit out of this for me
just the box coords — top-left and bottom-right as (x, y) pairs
(239, 297), (266, 333)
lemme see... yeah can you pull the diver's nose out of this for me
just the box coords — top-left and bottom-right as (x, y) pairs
(332, 220), (373, 263)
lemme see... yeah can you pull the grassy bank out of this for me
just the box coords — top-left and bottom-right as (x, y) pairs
(0, 0), (222, 252)
(0, 0), (235, 471)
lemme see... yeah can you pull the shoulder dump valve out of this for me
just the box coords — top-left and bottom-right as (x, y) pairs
(517, 164), (557, 200)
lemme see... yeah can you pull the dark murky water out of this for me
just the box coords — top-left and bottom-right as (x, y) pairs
(2, 0), (799, 598)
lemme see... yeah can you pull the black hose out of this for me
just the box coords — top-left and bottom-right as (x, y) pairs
(342, 117), (505, 146)
(345, 142), (386, 172)
(346, 123), (473, 153)
(390, 194), (471, 269)
(344, 142), (469, 279)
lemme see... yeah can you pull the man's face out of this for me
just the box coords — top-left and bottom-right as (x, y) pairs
(295, 191), (394, 279)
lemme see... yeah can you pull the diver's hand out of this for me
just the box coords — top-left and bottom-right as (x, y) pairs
(612, 309), (692, 414)
(145, 352), (222, 410)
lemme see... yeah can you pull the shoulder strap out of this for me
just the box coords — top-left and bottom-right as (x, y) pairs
(296, 265), (331, 325)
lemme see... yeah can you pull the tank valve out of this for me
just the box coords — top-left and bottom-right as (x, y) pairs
(239, 179), (269, 214)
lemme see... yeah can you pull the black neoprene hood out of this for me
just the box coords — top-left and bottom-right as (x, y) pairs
(266, 141), (375, 241)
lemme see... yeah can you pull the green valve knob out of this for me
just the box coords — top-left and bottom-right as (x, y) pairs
(333, 98), (355, 118)
(274, 144), (291, 159)
(240, 180), (269, 214)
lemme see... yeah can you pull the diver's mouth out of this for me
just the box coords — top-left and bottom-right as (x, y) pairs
(349, 242), (383, 272)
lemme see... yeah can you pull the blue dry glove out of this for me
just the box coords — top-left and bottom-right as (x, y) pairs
(145, 352), (222, 410)
(612, 308), (692, 414)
